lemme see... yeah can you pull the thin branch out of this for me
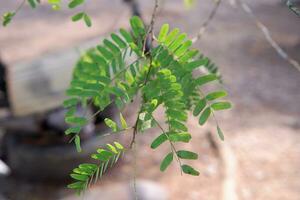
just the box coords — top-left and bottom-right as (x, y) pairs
(236, 0), (300, 72)
(192, 0), (222, 43)
(152, 116), (183, 174)
(129, 0), (160, 148)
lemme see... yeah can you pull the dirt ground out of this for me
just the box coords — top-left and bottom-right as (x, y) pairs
(0, 0), (299, 200)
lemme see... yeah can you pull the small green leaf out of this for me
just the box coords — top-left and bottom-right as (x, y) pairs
(28, 0), (38, 8)
(193, 99), (206, 116)
(111, 33), (127, 48)
(67, 181), (84, 189)
(181, 164), (199, 176)
(120, 28), (133, 43)
(160, 152), (173, 172)
(68, 0), (84, 9)
(211, 102), (232, 111)
(169, 120), (188, 131)
(65, 116), (88, 126)
(70, 173), (88, 181)
(158, 24), (169, 42)
(83, 14), (92, 27)
(65, 126), (81, 135)
(217, 126), (225, 141)
(114, 142), (124, 150)
(2, 12), (15, 27)
(199, 107), (211, 125)
(177, 150), (198, 160)
(151, 134), (168, 149)
(72, 12), (84, 21)
(169, 132), (191, 143)
(130, 16), (146, 37)
(63, 98), (78, 108)
(104, 118), (118, 132)
(206, 91), (227, 101)
(75, 135), (82, 152)
(195, 74), (217, 86)
(186, 58), (208, 70)
(106, 144), (118, 154)
(119, 113), (128, 129)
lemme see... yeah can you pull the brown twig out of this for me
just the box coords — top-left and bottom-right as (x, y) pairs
(192, 0), (222, 43)
(236, 0), (300, 72)
(129, 0), (159, 149)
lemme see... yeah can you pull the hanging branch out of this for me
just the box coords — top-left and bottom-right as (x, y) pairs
(236, 0), (300, 72)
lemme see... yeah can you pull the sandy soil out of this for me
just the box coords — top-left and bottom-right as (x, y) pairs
(0, 0), (299, 199)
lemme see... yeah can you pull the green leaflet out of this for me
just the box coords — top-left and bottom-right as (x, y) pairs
(199, 107), (211, 125)
(28, 0), (40, 8)
(83, 14), (92, 27)
(65, 126), (81, 135)
(75, 135), (82, 152)
(181, 164), (199, 176)
(211, 102), (232, 110)
(65, 116), (88, 126)
(68, 0), (84, 8)
(169, 132), (191, 143)
(104, 118), (118, 132)
(151, 134), (168, 149)
(72, 12), (84, 22)
(130, 16), (146, 38)
(206, 91), (227, 101)
(193, 99), (206, 116)
(158, 24), (169, 42)
(119, 113), (128, 129)
(111, 33), (127, 49)
(160, 152), (173, 172)
(217, 125), (225, 141)
(195, 74), (218, 86)
(177, 150), (198, 160)
(63, 98), (78, 108)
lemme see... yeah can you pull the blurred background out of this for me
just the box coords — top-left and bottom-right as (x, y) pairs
(0, 0), (299, 199)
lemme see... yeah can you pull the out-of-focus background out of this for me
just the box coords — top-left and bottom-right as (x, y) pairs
(0, 0), (299, 200)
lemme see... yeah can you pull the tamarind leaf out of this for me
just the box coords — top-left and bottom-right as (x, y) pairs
(111, 33), (127, 49)
(160, 152), (173, 172)
(2, 12), (15, 26)
(151, 134), (168, 149)
(181, 164), (199, 176)
(199, 107), (211, 125)
(104, 118), (118, 132)
(72, 12), (84, 21)
(65, 126), (81, 135)
(158, 24), (169, 42)
(165, 28), (180, 46)
(206, 91), (227, 101)
(217, 125), (225, 141)
(177, 150), (198, 160)
(211, 101), (232, 111)
(119, 113), (128, 129)
(83, 14), (92, 27)
(186, 58), (209, 71)
(193, 99), (206, 116)
(74, 135), (82, 152)
(68, 0), (84, 9)
(195, 74), (218, 86)
(65, 116), (88, 126)
(169, 132), (191, 143)
(63, 98), (79, 108)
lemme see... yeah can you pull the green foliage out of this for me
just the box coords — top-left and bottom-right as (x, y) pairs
(63, 17), (231, 195)
(2, 12), (15, 26)
(68, 142), (125, 194)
